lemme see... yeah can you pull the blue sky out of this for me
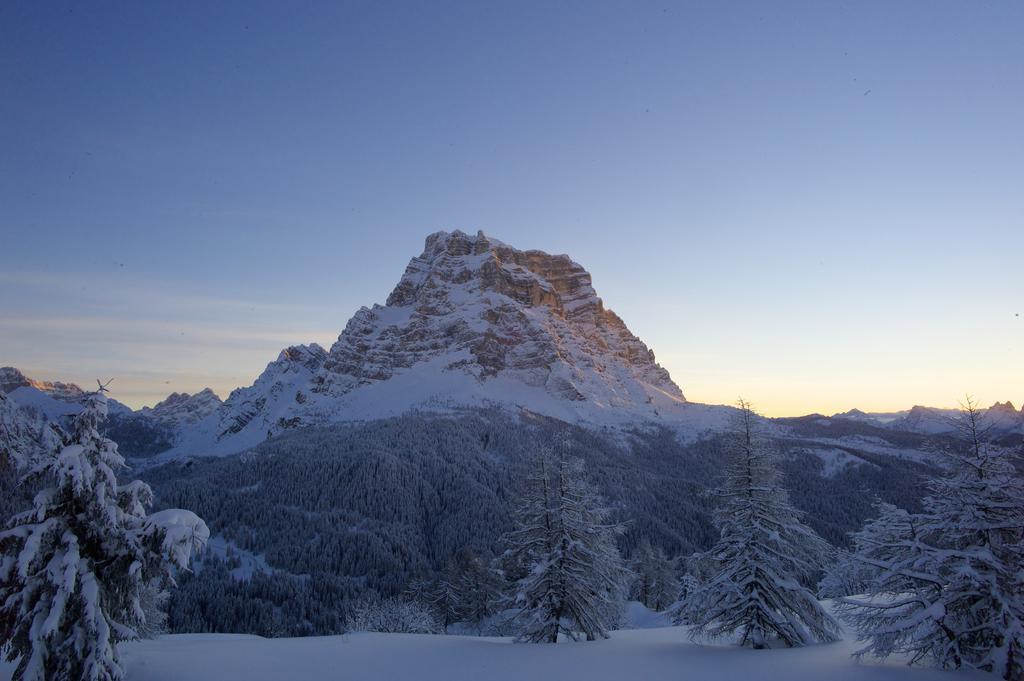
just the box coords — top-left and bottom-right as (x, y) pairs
(1, 1), (1021, 414)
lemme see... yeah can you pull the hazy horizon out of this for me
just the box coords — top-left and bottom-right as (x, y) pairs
(5, 227), (1019, 417)
(2, 2), (1021, 416)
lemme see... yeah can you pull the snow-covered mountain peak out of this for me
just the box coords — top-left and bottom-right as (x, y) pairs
(868, 401), (1024, 436)
(316, 229), (682, 405)
(165, 231), (700, 458)
(142, 388), (223, 424)
(988, 400), (1017, 414)
(277, 343), (327, 370)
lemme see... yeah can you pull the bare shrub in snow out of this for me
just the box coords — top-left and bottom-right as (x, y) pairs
(345, 596), (442, 634)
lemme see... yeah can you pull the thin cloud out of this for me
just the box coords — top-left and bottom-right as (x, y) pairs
(0, 316), (336, 348)
(0, 269), (347, 320)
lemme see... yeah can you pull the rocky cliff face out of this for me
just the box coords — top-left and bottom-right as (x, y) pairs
(315, 230), (682, 404)
(213, 344), (326, 439)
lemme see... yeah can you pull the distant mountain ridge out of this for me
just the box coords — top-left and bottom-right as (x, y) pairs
(833, 401), (1023, 436)
(0, 366), (219, 459)
(0, 366), (217, 426)
(0, 366), (133, 421)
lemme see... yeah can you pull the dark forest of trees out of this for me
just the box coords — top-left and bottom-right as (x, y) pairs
(138, 409), (938, 637)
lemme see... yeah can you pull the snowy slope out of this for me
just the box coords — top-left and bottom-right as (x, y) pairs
(5, 384), (83, 422)
(2, 621), (986, 681)
(0, 391), (63, 468)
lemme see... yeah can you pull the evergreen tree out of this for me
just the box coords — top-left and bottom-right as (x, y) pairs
(835, 398), (1024, 679)
(686, 399), (840, 648)
(402, 576), (436, 608)
(817, 547), (872, 600)
(451, 548), (501, 634)
(672, 573), (700, 625)
(630, 540), (678, 611)
(818, 497), (917, 600)
(832, 502), (946, 661)
(0, 386), (207, 681)
(428, 562), (461, 633)
(507, 449), (628, 642)
(672, 551), (716, 625)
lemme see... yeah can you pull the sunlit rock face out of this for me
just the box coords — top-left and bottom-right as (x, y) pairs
(0, 366), (84, 401)
(317, 229), (683, 404)
(142, 388), (223, 424)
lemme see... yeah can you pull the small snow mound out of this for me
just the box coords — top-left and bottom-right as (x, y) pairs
(147, 509), (210, 569)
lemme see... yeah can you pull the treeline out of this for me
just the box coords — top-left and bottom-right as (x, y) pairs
(3, 395), (1021, 679)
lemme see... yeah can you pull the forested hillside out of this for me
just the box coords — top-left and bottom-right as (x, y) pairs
(140, 409), (939, 637)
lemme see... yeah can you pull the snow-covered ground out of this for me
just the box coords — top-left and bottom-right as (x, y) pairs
(0, 621), (986, 681)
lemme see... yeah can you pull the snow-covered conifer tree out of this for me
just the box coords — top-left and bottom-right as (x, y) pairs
(832, 502), (946, 661)
(836, 398), (1024, 679)
(818, 498), (920, 600)
(507, 449), (628, 642)
(817, 548), (872, 600)
(425, 562), (461, 633)
(686, 399), (840, 648)
(672, 551), (716, 625)
(403, 576), (436, 607)
(0, 385), (208, 681)
(672, 572), (700, 625)
(923, 398), (1024, 678)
